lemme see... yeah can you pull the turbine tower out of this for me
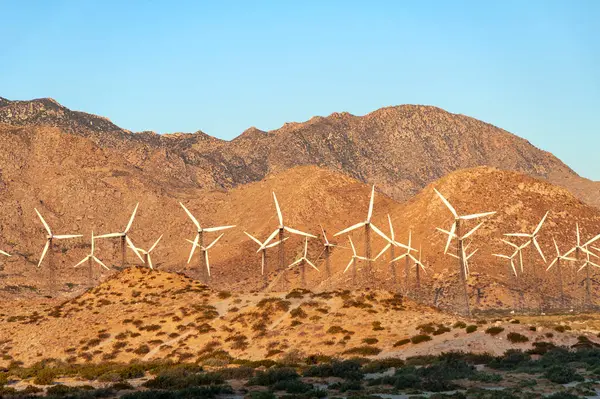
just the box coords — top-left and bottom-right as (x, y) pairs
(35, 208), (82, 291)
(74, 232), (109, 285)
(320, 225), (338, 279)
(287, 237), (319, 288)
(180, 203), (235, 282)
(267, 192), (316, 271)
(131, 235), (163, 270)
(434, 188), (495, 317)
(95, 203), (140, 268)
(335, 186), (390, 277)
(245, 232), (287, 279)
(546, 238), (577, 308)
(187, 233), (224, 281)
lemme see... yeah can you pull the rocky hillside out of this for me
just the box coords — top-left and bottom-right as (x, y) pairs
(1, 97), (598, 205)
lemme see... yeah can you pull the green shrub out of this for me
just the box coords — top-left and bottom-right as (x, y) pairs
(453, 321), (467, 329)
(342, 346), (381, 356)
(248, 392), (277, 399)
(362, 338), (378, 345)
(410, 334), (432, 344)
(143, 368), (223, 389)
(466, 325), (477, 333)
(507, 332), (529, 343)
(485, 326), (505, 336)
(33, 368), (56, 385)
(303, 360), (363, 380)
(362, 358), (404, 373)
(554, 325), (572, 333)
(393, 339), (411, 347)
(248, 367), (299, 386)
(544, 365), (584, 384)
(271, 379), (313, 393)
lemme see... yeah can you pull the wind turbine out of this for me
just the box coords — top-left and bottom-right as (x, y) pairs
(74, 232), (109, 285)
(180, 202), (235, 281)
(334, 186), (390, 276)
(187, 233), (224, 281)
(266, 192), (316, 271)
(130, 235), (163, 270)
(373, 215), (411, 287)
(287, 237), (319, 288)
(505, 211), (549, 264)
(564, 223), (600, 308)
(344, 236), (371, 285)
(35, 208), (82, 291)
(434, 188), (496, 317)
(245, 232), (287, 277)
(546, 238), (577, 308)
(95, 203), (140, 268)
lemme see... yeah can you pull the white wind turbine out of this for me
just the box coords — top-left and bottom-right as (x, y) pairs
(505, 211), (549, 264)
(373, 215), (411, 286)
(344, 236), (371, 284)
(35, 208), (82, 292)
(434, 188), (496, 317)
(245, 232), (287, 276)
(74, 232), (109, 285)
(180, 202), (235, 280)
(187, 233), (224, 280)
(546, 238), (577, 308)
(564, 223), (600, 308)
(287, 237), (319, 288)
(95, 203), (140, 268)
(130, 235), (163, 270)
(377, 229), (423, 293)
(266, 192), (316, 271)
(335, 186), (390, 275)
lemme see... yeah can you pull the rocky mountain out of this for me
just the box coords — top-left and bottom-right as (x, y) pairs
(1, 97), (598, 205)
(1, 97), (600, 312)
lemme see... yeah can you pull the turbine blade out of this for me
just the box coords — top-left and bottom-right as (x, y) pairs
(187, 234), (199, 264)
(334, 222), (367, 237)
(576, 223), (581, 246)
(530, 237), (546, 263)
(370, 224), (391, 243)
(206, 233), (224, 250)
(434, 188), (458, 218)
(125, 203), (139, 233)
(303, 237), (309, 257)
(284, 226), (316, 238)
(510, 259), (517, 277)
(127, 236), (145, 263)
(533, 211), (549, 236)
(54, 234), (83, 239)
(73, 256), (90, 268)
(306, 258), (319, 272)
(367, 185), (375, 222)
(584, 233), (600, 248)
(203, 225), (236, 232)
(180, 202), (201, 230)
(461, 222), (484, 240)
(35, 208), (52, 236)
(348, 236), (357, 255)
(582, 247), (600, 259)
(460, 211), (496, 220)
(375, 243), (391, 261)
(504, 233), (531, 238)
(288, 258), (302, 269)
(320, 224), (329, 245)
(148, 255), (154, 270)
(205, 250), (210, 276)
(390, 253), (408, 263)
(259, 229), (281, 251)
(93, 256), (110, 270)
(149, 235), (163, 253)
(91, 231), (95, 254)
(552, 238), (560, 257)
(0, 249), (10, 257)
(273, 192), (283, 227)
(546, 258), (557, 271)
(38, 240), (50, 268)
(493, 254), (511, 260)
(95, 232), (124, 239)
(467, 248), (479, 260)
(444, 222), (456, 254)
(265, 237), (288, 249)
(344, 258), (354, 273)
(501, 239), (519, 249)
(245, 232), (262, 246)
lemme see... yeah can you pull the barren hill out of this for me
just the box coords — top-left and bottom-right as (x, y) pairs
(1, 97), (598, 206)
(1, 267), (595, 368)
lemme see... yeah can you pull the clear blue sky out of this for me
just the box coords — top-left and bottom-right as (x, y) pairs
(1, 1), (599, 179)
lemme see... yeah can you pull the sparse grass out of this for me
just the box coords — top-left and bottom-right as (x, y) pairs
(342, 346), (381, 356)
(485, 326), (505, 336)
